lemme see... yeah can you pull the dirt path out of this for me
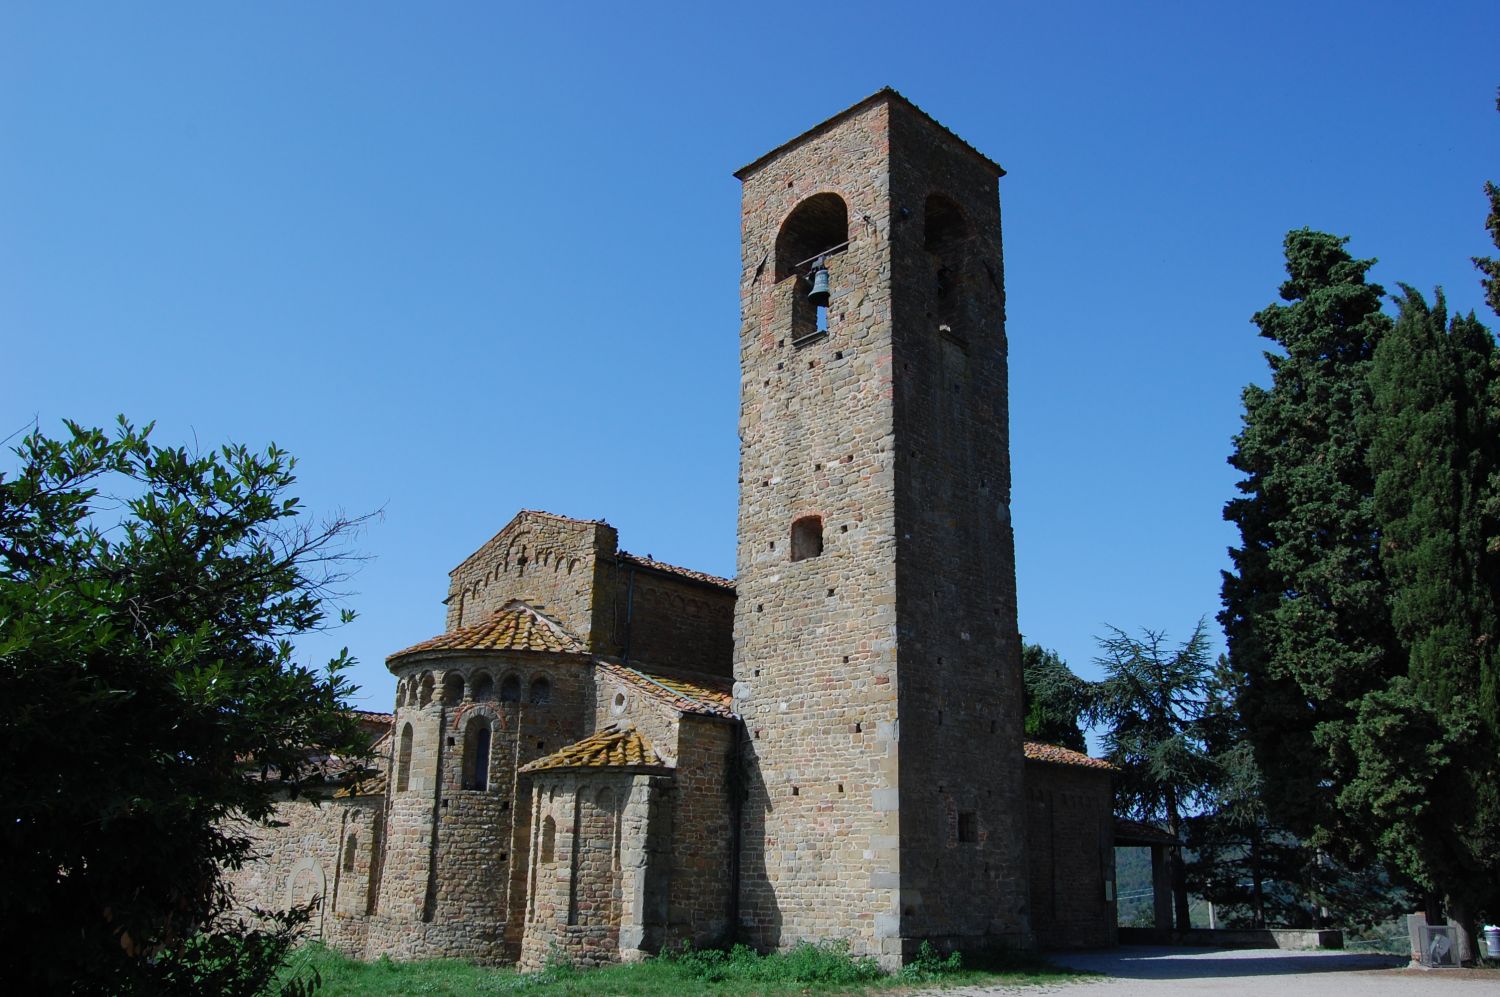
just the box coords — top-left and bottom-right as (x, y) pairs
(934, 946), (1497, 996)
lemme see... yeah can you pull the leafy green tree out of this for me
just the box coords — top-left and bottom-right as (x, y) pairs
(1357, 286), (1500, 958)
(1089, 620), (1215, 931)
(1219, 230), (1400, 865)
(1021, 641), (1090, 752)
(0, 418), (371, 994)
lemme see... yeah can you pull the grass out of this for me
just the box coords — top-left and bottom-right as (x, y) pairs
(276, 939), (1091, 996)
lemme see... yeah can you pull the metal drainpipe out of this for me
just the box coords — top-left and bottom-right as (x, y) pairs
(622, 561), (636, 664)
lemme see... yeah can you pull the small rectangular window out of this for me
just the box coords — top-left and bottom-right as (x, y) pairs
(791, 516), (824, 561)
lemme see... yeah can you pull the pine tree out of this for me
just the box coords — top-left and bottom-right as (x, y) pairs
(1090, 620), (1215, 931)
(1220, 230), (1401, 868)
(1021, 641), (1090, 752)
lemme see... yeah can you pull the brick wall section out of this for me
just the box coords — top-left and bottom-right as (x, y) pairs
(608, 564), (734, 678)
(446, 512), (618, 650)
(1024, 760), (1116, 948)
(885, 99), (1029, 952)
(733, 96), (903, 964)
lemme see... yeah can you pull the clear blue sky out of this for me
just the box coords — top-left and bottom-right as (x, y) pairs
(4, 2), (1497, 712)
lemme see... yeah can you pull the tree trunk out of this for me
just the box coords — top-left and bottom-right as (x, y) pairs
(1447, 895), (1478, 966)
(1166, 791), (1191, 931)
(1249, 824), (1266, 928)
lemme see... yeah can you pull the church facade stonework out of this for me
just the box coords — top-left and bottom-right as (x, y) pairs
(228, 89), (1118, 969)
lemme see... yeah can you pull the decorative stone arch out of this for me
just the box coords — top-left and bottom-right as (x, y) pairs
(396, 722), (414, 792)
(417, 672), (435, 707)
(394, 681), (407, 709)
(442, 670), (465, 705)
(528, 674), (552, 706)
(462, 706), (498, 791)
(499, 672), (522, 703)
(472, 670), (495, 701)
(286, 857), (327, 937)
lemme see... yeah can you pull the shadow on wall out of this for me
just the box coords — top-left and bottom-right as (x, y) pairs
(734, 732), (783, 950)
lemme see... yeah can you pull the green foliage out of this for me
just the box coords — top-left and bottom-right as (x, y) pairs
(1220, 229), (1398, 859)
(1020, 641), (1090, 751)
(1089, 619), (1216, 929)
(0, 417), (371, 993)
(281, 939), (1067, 996)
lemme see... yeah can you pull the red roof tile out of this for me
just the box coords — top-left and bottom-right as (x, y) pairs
(618, 551), (734, 591)
(388, 601), (584, 662)
(519, 726), (667, 774)
(1023, 741), (1116, 771)
(596, 660), (737, 719)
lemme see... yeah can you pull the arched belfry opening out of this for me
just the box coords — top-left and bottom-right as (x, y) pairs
(776, 193), (849, 342)
(924, 193), (971, 311)
(774, 193), (848, 281)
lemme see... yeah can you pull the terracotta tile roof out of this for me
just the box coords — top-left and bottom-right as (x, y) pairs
(618, 551), (734, 591)
(1023, 741), (1116, 771)
(518, 726), (667, 774)
(388, 601), (584, 662)
(596, 660), (738, 719)
(1115, 817), (1181, 846)
(516, 509), (609, 526)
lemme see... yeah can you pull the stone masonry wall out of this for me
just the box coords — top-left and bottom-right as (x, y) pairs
(446, 512), (617, 651)
(224, 794), (381, 957)
(733, 96), (903, 962)
(608, 564), (734, 678)
(377, 652), (593, 962)
(886, 99), (1029, 951)
(518, 773), (640, 970)
(1024, 761), (1116, 949)
(664, 716), (736, 948)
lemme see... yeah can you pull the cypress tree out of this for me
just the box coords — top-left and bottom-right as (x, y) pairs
(1220, 230), (1401, 869)
(1358, 286), (1500, 957)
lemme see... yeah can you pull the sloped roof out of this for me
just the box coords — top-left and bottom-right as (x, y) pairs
(1023, 740), (1116, 771)
(596, 660), (737, 719)
(518, 726), (667, 774)
(734, 86), (1005, 180)
(618, 551), (734, 591)
(388, 600), (584, 662)
(1115, 817), (1180, 846)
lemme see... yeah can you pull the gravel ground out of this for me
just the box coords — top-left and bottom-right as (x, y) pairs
(934, 946), (1499, 996)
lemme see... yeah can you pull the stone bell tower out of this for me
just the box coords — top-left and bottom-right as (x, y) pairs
(731, 89), (1028, 963)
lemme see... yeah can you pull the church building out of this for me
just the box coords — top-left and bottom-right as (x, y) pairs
(229, 88), (1119, 969)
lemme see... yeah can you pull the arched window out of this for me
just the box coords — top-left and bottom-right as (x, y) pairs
(417, 673), (435, 708)
(775, 193), (849, 342)
(500, 674), (521, 703)
(442, 672), (464, 705)
(541, 815), (557, 864)
(791, 515), (824, 562)
(472, 671), (495, 700)
(528, 677), (551, 706)
(396, 723), (414, 792)
(343, 833), (358, 872)
(464, 718), (492, 791)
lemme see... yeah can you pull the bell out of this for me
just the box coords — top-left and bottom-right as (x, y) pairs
(807, 267), (830, 307)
